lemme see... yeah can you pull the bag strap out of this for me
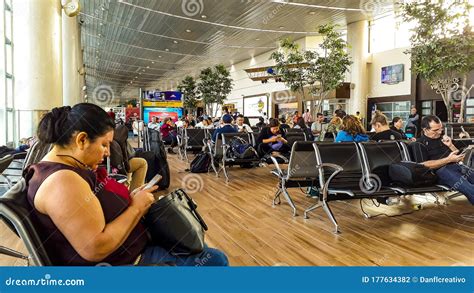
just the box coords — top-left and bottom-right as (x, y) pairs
(176, 189), (208, 231)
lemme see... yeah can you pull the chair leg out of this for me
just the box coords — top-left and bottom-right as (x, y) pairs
(184, 149), (189, 162)
(273, 186), (282, 206)
(322, 200), (339, 234)
(304, 199), (322, 219)
(210, 157), (218, 175)
(222, 165), (229, 183)
(281, 185), (297, 217)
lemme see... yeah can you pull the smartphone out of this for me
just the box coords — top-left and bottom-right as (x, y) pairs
(405, 133), (414, 139)
(459, 148), (470, 156)
(144, 174), (162, 189)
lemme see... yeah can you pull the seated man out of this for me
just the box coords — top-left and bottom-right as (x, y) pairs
(256, 118), (290, 157)
(147, 116), (160, 131)
(236, 114), (253, 133)
(311, 113), (327, 141)
(370, 111), (402, 141)
(417, 115), (473, 205)
(212, 114), (237, 142)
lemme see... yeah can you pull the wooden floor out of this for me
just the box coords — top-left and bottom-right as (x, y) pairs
(1, 151), (474, 266)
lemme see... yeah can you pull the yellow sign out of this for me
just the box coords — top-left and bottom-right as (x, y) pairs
(143, 101), (183, 108)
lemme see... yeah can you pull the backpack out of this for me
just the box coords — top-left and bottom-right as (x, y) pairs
(389, 161), (437, 188)
(229, 136), (258, 159)
(190, 152), (211, 173)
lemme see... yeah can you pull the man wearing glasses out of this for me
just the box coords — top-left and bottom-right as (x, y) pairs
(416, 115), (474, 205)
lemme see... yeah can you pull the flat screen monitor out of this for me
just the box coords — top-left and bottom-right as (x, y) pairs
(381, 64), (404, 84)
(143, 107), (183, 123)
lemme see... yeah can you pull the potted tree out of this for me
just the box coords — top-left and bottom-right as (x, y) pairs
(197, 64), (233, 117)
(177, 75), (199, 115)
(400, 0), (474, 122)
(270, 24), (351, 112)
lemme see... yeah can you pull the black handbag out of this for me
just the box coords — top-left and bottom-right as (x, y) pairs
(389, 161), (437, 187)
(143, 189), (208, 255)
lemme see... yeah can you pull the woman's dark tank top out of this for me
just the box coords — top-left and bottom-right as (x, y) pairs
(24, 161), (148, 266)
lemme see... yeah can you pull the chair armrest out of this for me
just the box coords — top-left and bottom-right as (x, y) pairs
(318, 163), (344, 200)
(273, 153), (289, 164)
(0, 246), (28, 260)
(321, 163), (343, 172)
(270, 156), (284, 177)
(12, 152), (27, 160)
(207, 141), (214, 156)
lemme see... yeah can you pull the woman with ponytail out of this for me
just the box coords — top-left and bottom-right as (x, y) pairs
(25, 103), (228, 266)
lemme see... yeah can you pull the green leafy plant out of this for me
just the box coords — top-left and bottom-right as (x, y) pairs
(270, 24), (351, 111)
(197, 64), (233, 116)
(126, 98), (138, 108)
(314, 24), (352, 110)
(177, 75), (199, 114)
(400, 0), (474, 122)
(270, 38), (315, 100)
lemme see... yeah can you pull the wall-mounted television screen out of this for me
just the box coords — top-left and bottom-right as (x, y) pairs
(381, 64), (404, 84)
(143, 107), (183, 123)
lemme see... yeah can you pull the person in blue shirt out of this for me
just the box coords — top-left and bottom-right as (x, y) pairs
(212, 114), (237, 142)
(335, 115), (369, 142)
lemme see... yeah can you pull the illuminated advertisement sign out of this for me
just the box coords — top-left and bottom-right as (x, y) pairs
(143, 107), (183, 123)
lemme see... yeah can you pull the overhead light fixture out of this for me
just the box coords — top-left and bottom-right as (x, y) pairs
(255, 38), (260, 41)
(173, 40), (178, 44)
(165, 49), (169, 52)
(142, 69), (145, 72)
(158, 56), (162, 58)
(185, 29), (192, 33)
(152, 61), (155, 64)
(99, 22), (103, 25)
(279, 26), (285, 29)
(201, 15), (207, 19)
(309, 11), (316, 15)
(146, 66), (150, 68)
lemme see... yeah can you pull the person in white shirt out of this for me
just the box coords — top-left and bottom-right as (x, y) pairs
(132, 118), (144, 136)
(195, 116), (205, 128)
(236, 114), (253, 133)
(302, 109), (313, 125)
(310, 113), (327, 141)
(147, 116), (160, 131)
(203, 118), (214, 129)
